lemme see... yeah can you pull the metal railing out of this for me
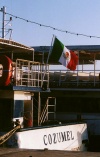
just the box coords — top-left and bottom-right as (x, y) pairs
(13, 59), (49, 88)
(49, 69), (100, 88)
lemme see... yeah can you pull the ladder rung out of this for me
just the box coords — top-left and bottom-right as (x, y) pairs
(48, 112), (55, 113)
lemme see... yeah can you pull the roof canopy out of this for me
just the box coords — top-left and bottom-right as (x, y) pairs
(33, 45), (100, 64)
(0, 38), (34, 53)
(0, 38), (100, 64)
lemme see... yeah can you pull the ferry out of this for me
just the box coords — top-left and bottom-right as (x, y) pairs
(34, 44), (100, 151)
(0, 38), (88, 151)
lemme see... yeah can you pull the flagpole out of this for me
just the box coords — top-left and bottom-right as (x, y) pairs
(46, 34), (55, 64)
(41, 35), (55, 89)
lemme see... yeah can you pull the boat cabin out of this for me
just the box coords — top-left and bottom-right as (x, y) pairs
(0, 38), (50, 132)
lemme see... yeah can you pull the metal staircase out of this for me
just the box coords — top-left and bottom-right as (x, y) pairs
(39, 97), (56, 125)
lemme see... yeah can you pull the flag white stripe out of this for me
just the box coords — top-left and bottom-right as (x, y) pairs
(59, 46), (71, 67)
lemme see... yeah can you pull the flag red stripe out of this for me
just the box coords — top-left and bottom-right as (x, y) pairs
(67, 51), (78, 70)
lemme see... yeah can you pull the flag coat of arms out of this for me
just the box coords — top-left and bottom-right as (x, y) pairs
(48, 37), (78, 70)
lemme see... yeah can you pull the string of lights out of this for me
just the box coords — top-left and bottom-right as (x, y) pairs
(5, 12), (100, 39)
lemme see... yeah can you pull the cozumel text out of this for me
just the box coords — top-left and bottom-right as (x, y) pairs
(43, 131), (74, 145)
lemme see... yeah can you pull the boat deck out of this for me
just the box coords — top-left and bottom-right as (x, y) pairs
(49, 71), (100, 89)
(0, 148), (100, 157)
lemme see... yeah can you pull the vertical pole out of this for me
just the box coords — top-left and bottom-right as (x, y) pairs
(47, 35), (55, 64)
(31, 94), (33, 127)
(94, 54), (96, 86)
(2, 6), (6, 38)
(38, 92), (41, 126)
(11, 51), (13, 60)
(77, 51), (79, 86)
(82, 60), (84, 72)
(32, 50), (34, 61)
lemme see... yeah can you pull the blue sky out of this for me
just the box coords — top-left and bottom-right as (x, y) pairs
(0, 0), (100, 47)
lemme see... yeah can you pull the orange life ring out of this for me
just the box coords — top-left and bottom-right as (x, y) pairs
(0, 55), (12, 86)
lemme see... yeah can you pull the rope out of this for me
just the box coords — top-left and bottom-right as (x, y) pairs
(0, 125), (20, 145)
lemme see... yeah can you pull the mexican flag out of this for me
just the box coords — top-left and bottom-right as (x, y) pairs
(48, 37), (78, 70)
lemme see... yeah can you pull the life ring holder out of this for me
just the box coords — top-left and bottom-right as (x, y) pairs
(0, 55), (12, 86)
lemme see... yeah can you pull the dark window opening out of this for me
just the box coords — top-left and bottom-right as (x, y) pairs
(56, 97), (100, 113)
(0, 99), (13, 131)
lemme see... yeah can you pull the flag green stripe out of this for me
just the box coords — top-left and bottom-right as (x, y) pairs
(49, 37), (64, 62)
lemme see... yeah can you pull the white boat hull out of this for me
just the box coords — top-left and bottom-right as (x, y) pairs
(7, 123), (88, 151)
